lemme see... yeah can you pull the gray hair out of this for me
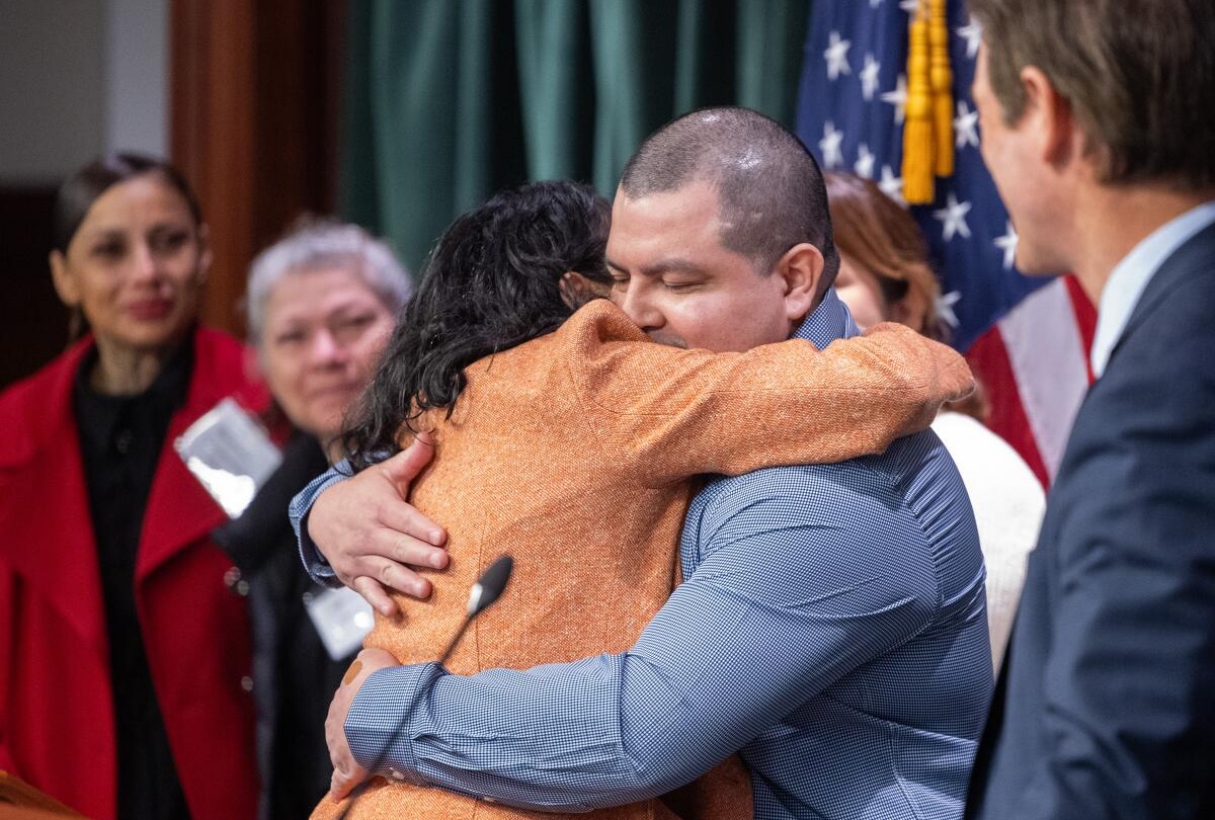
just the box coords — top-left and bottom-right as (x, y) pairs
(246, 218), (412, 346)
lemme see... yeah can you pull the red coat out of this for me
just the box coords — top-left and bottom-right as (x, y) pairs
(0, 328), (262, 820)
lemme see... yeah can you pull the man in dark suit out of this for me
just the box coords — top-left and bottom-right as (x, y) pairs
(965, 1), (1215, 818)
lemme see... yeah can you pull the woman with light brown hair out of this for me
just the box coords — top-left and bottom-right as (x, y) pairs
(825, 171), (1044, 671)
(826, 172), (949, 342)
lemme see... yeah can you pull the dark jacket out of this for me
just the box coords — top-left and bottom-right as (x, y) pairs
(215, 432), (352, 820)
(966, 220), (1215, 819)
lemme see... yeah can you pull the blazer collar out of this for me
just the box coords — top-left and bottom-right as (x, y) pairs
(1108, 219), (1215, 370)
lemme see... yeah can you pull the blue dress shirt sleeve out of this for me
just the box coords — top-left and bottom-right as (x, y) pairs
(345, 468), (943, 810)
(289, 461), (352, 588)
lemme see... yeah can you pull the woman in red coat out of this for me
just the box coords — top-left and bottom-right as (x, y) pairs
(0, 154), (260, 820)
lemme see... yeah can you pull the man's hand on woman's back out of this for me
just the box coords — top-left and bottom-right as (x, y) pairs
(309, 435), (449, 615)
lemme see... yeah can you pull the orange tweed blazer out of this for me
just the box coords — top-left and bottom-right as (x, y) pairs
(314, 299), (973, 820)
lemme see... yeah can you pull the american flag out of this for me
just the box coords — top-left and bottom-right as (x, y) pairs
(795, 0), (1095, 488)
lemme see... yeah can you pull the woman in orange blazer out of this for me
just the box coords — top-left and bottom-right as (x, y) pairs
(0, 155), (260, 820)
(314, 181), (972, 820)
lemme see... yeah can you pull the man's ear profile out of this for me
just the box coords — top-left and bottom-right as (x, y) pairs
(775, 243), (825, 322)
(1019, 65), (1079, 169)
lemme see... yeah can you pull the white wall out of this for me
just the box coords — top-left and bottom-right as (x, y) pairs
(0, 0), (167, 185)
(106, 0), (168, 161)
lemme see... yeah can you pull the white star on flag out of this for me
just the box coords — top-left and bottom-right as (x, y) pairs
(957, 17), (983, 60)
(878, 165), (905, 205)
(995, 222), (1019, 270)
(860, 54), (881, 101)
(937, 290), (962, 329)
(955, 101), (979, 149)
(824, 32), (852, 81)
(855, 144), (876, 179)
(881, 74), (908, 124)
(819, 121), (845, 169)
(797, 0), (1098, 489)
(934, 193), (973, 241)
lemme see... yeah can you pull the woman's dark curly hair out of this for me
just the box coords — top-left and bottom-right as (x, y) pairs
(342, 179), (612, 471)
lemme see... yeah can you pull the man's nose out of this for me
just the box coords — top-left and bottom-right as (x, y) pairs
(613, 281), (662, 331)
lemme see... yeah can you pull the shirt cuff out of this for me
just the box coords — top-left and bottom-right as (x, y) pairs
(346, 663), (442, 783)
(290, 461), (354, 588)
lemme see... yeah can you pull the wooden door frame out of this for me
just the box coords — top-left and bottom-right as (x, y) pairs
(170, 0), (346, 337)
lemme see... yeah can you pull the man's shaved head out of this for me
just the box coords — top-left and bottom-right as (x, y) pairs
(619, 106), (839, 289)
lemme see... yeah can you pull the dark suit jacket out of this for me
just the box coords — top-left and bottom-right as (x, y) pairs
(214, 432), (344, 820)
(966, 219), (1215, 819)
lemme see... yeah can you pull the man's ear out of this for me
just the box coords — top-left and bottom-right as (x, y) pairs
(1020, 66), (1078, 168)
(559, 271), (610, 310)
(49, 249), (81, 307)
(774, 243), (824, 323)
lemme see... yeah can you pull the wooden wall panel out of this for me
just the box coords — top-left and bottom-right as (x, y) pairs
(170, 0), (344, 338)
(171, 0), (256, 336)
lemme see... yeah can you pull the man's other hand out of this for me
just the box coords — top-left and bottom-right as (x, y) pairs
(328, 648), (401, 799)
(310, 434), (448, 615)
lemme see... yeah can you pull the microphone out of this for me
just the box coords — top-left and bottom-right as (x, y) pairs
(334, 554), (514, 819)
(467, 554), (513, 616)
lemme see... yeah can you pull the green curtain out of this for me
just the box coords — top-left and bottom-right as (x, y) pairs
(340, 0), (812, 276)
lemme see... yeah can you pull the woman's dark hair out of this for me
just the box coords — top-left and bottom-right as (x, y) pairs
(342, 179), (611, 471)
(53, 152), (203, 254)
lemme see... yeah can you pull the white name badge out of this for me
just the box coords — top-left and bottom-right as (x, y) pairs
(304, 586), (375, 661)
(175, 398), (282, 518)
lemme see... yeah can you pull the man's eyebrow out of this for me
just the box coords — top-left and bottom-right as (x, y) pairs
(605, 256), (709, 277)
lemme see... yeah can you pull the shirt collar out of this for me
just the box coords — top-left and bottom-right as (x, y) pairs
(792, 288), (860, 348)
(1091, 200), (1215, 377)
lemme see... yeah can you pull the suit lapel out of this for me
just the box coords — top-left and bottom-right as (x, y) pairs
(136, 331), (235, 583)
(135, 411), (228, 582)
(1106, 221), (1215, 371)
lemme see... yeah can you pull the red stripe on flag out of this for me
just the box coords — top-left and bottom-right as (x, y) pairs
(965, 326), (1052, 489)
(1062, 274), (1098, 382)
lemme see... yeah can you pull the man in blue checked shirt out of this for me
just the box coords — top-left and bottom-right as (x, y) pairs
(294, 108), (991, 820)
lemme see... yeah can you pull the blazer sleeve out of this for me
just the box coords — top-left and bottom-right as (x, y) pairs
(0, 564), (18, 774)
(1016, 305), (1215, 819)
(562, 301), (974, 487)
